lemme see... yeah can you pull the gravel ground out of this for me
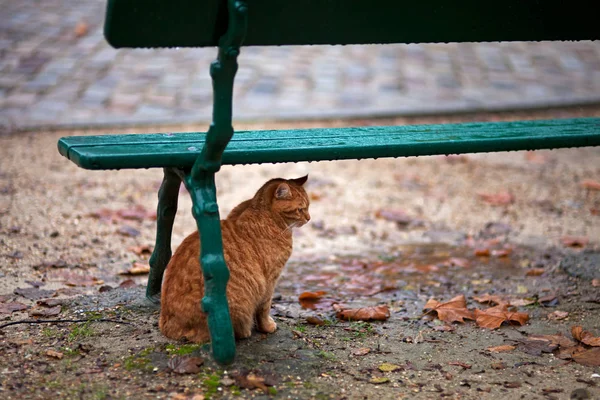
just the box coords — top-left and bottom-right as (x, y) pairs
(1, 108), (599, 399)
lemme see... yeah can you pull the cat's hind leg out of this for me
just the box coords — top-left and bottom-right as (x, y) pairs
(255, 299), (277, 334)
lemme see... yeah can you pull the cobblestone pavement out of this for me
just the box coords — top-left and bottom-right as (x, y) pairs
(2, 0), (600, 130)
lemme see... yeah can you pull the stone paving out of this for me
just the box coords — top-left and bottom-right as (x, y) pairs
(1, 0), (600, 130)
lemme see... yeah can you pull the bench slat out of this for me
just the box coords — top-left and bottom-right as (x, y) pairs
(105, 0), (600, 48)
(58, 118), (600, 170)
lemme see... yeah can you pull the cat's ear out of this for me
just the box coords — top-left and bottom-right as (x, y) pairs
(291, 175), (308, 186)
(275, 183), (292, 200)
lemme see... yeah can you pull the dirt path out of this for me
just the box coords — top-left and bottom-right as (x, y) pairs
(1, 109), (600, 399)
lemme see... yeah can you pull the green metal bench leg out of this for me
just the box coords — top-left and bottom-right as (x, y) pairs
(146, 167), (182, 303)
(176, 0), (247, 364)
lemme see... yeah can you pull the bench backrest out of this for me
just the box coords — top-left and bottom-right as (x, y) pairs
(105, 0), (599, 48)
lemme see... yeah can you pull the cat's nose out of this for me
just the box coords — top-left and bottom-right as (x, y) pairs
(305, 212), (311, 222)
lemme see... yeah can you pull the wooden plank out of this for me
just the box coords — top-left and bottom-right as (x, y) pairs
(58, 118), (600, 170)
(105, 0), (600, 48)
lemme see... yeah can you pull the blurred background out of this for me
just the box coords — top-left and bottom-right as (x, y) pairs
(2, 0), (600, 131)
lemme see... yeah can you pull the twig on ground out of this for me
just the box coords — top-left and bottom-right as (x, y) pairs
(0, 318), (131, 330)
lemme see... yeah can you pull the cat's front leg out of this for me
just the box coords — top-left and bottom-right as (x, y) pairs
(256, 299), (277, 333)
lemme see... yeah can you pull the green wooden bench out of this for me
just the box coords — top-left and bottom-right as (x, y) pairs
(58, 0), (600, 364)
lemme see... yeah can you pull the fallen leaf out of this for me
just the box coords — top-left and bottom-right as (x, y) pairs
(491, 362), (507, 370)
(504, 382), (521, 389)
(29, 305), (61, 317)
(492, 248), (512, 258)
(474, 248), (491, 257)
(487, 345), (516, 353)
(73, 21), (88, 37)
(336, 305), (390, 321)
(572, 347), (600, 367)
(477, 191), (514, 206)
(375, 209), (414, 226)
(448, 361), (471, 369)
(581, 179), (600, 191)
(442, 258), (470, 268)
(129, 245), (153, 256)
(525, 268), (545, 276)
(423, 294), (475, 324)
(432, 324), (456, 332)
(0, 302), (28, 315)
(472, 294), (507, 306)
(352, 347), (371, 356)
(560, 236), (589, 248)
(474, 304), (529, 330)
(66, 275), (104, 287)
(89, 205), (156, 223)
(119, 262), (150, 276)
(370, 377), (390, 384)
(14, 287), (55, 300)
(306, 316), (327, 326)
(118, 225), (140, 237)
(542, 388), (564, 394)
(232, 371), (270, 393)
(547, 311), (569, 321)
(538, 294), (558, 305)
(528, 333), (576, 348)
(524, 151), (548, 164)
(167, 356), (204, 374)
(509, 298), (536, 307)
(46, 350), (64, 359)
(37, 298), (66, 307)
(571, 326), (600, 347)
(517, 339), (558, 356)
(119, 279), (137, 288)
(378, 362), (402, 372)
(592, 279), (600, 287)
(298, 291), (335, 310)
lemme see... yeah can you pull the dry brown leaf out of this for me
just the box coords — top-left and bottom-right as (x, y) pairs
(492, 248), (512, 258)
(571, 326), (600, 347)
(487, 345), (516, 353)
(336, 305), (390, 322)
(441, 257), (471, 268)
(29, 305), (61, 317)
(352, 347), (371, 356)
(66, 276), (104, 287)
(472, 294), (507, 306)
(474, 304), (529, 330)
(571, 347), (600, 367)
(298, 291), (332, 310)
(128, 245), (153, 256)
(581, 179), (600, 191)
(448, 361), (472, 369)
(474, 248), (491, 257)
(375, 209), (414, 225)
(560, 236), (589, 248)
(119, 262), (150, 276)
(546, 311), (569, 321)
(46, 350), (64, 359)
(525, 268), (545, 276)
(477, 191), (514, 206)
(0, 302), (28, 315)
(232, 371), (270, 393)
(517, 339), (558, 356)
(528, 333), (576, 348)
(305, 316), (326, 326)
(509, 298), (536, 307)
(423, 294), (474, 324)
(167, 356), (204, 374)
(119, 279), (137, 288)
(73, 21), (88, 38)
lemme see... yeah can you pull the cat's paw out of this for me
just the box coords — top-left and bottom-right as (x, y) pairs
(258, 316), (277, 333)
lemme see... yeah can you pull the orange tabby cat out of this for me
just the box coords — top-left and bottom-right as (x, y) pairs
(159, 176), (310, 343)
